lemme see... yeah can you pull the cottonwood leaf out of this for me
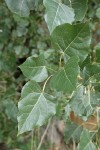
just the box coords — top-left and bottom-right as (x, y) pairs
(83, 63), (100, 84)
(70, 86), (94, 118)
(21, 80), (41, 98)
(20, 55), (48, 82)
(78, 129), (97, 150)
(64, 123), (83, 142)
(51, 23), (91, 62)
(18, 81), (56, 134)
(50, 56), (79, 93)
(5, 0), (41, 17)
(63, 0), (88, 21)
(43, 0), (75, 34)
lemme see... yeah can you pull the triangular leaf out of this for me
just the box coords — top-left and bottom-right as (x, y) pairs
(20, 55), (48, 82)
(70, 86), (94, 117)
(5, 0), (41, 17)
(18, 82), (56, 134)
(44, 0), (75, 33)
(78, 129), (97, 150)
(21, 80), (41, 98)
(51, 23), (91, 62)
(50, 56), (79, 93)
(64, 122), (83, 142)
(63, 0), (88, 21)
(83, 63), (100, 84)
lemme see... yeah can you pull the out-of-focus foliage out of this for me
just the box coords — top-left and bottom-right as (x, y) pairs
(0, 1), (52, 149)
(0, 0), (100, 149)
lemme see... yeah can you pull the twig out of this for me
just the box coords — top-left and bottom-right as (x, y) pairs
(37, 119), (51, 150)
(31, 130), (34, 150)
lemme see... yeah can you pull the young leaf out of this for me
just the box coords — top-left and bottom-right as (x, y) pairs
(44, 0), (75, 33)
(5, 0), (41, 17)
(50, 56), (79, 93)
(19, 55), (48, 82)
(63, 0), (88, 21)
(18, 81), (56, 134)
(51, 23), (91, 62)
(78, 129), (97, 150)
(70, 86), (94, 117)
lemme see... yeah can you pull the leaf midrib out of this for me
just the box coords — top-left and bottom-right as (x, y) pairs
(20, 93), (48, 131)
(64, 24), (87, 53)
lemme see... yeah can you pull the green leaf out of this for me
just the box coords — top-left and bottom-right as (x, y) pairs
(78, 129), (97, 150)
(50, 56), (79, 93)
(5, 0), (41, 17)
(20, 55), (48, 82)
(95, 43), (100, 63)
(3, 99), (18, 122)
(65, 104), (71, 118)
(64, 123), (83, 142)
(21, 80), (41, 98)
(51, 23), (91, 62)
(44, 0), (75, 33)
(96, 8), (100, 19)
(18, 81), (56, 134)
(83, 63), (100, 84)
(70, 86), (94, 117)
(63, 0), (88, 21)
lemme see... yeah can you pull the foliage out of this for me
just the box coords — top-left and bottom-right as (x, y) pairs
(0, 0), (100, 149)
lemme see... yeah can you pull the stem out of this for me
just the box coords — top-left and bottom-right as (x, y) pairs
(59, 52), (64, 68)
(42, 75), (53, 92)
(31, 130), (34, 150)
(73, 139), (76, 150)
(69, 0), (72, 7)
(96, 107), (100, 128)
(37, 119), (51, 150)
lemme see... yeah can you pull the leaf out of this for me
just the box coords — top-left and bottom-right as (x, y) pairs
(18, 81), (56, 134)
(70, 86), (93, 117)
(65, 104), (71, 118)
(95, 43), (100, 63)
(43, 0), (75, 33)
(51, 23), (91, 62)
(3, 99), (18, 122)
(63, 0), (88, 21)
(5, 0), (41, 17)
(83, 63), (100, 84)
(50, 56), (79, 93)
(21, 80), (41, 98)
(20, 55), (48, 82)
(64, 122), (82, 142)
(96, 8), (100, 19)
(70, 112), (98, 131)
(78, 129), (97, 150)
